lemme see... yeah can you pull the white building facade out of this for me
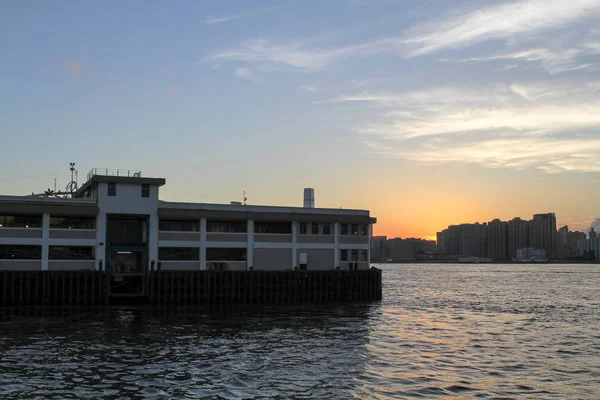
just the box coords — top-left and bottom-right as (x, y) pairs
(0, 170), (375, 274)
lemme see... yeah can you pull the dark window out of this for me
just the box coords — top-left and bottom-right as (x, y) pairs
(159, 247), (199, 261)
(107, 217), (147, 244)
(207, 220), (247, 233)
(0, 245), (42, 260)
(159, 220), (199, 232)
(359, 224), (367, 236)
(311, 223), (319, 235)
(255, 222), (291, 234)
(323, 224), (332, 235)
(107, 182), (116, 196)
(359, 249), (368, 261)
(141, 184), (150, 198)
(299, 223), (307, 234)
(50, 216), (96, 229)
(0, 215), (42, 228)
(206, 247), (247, 261)
(351, 249), (359, 261)
(340, 249), (348, 262)
(49, 246), (95, 260)
(341, 224), (349, 235)
(352, 224), (359, 235)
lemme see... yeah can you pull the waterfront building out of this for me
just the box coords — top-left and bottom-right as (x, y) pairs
(530, 213), (557, 259)
(0, 169), (376, 273)
(516, 248), (546, 262)
(508, 217), (529, 260)
(446, 223), (487, 258)
(370, 236), (388, 262)
(487, 219), (508, 261)
(578, 237), (600, 260)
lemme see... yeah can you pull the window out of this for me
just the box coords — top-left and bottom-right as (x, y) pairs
(340, 249), (348, 262)
(352, 224), (359, 235)
(159, 247), (199, 261)
(0, 215), (42, 228)
(351, 249), (359, 261)
(299, 223), (307, 234)
(107, 182), (116, 196)
(323, 224), (331, 235)
(159, 220), (199, 232)
(206, 247), (247, 261)
(0, 245), (42, 260)
(359, 224), (367, 236)
(207, 220), (247, 233)
(341, 224), (349, 235)
(255, 222), (291, 234)
(359, 249), (368, 261)
(141, 184), (150, 198)
(50, 216), (96, 229)
(311, 223), (319, 235)
(49, 246), (95, 260)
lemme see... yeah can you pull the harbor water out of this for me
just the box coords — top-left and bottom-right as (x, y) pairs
(1, 263), (599, 399)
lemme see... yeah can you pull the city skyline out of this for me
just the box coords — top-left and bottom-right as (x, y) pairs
(2, 0), (600, 239)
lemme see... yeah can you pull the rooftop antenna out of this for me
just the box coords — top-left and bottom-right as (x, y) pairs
(243, 191), (247, 206)
(65, 162), (78, 195)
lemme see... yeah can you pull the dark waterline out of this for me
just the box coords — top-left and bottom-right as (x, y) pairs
(1, 264), (599, 399)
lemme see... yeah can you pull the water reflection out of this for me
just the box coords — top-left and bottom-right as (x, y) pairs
(0, 304), (377, 399)
(1, 264), (600, 399)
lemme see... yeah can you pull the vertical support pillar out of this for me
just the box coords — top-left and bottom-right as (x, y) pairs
(148, 211), (159, 272)
(334, 222), (340, 269)
(96, 211), (106, 271)
(292, 221), (297, 270)
(41, 213), (50, 271)
(200, 218), (207, 270)
(368, 223), (372, 266)
(247, 219), (254, 270)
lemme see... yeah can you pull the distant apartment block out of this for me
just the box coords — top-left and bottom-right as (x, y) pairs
(436, 212), (588, 262)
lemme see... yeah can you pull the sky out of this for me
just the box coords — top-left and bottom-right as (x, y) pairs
(1, 0), (599, 239)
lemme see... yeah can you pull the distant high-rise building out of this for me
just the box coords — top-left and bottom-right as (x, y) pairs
(567, 230), (586, 256)
(487, 219), (508, 261)
(445, 223), (487, 257)
(590, 228), (597, 240)
(370, 236), (389, 262)
(436, 229), (449, 253)
(530, 213), (557, 259)
(558, 225), (569, 246)
(388, 238), (415, 261)
(508, 217), (529, 260)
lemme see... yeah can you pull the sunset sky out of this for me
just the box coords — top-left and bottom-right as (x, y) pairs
(2, 0), (600, 239)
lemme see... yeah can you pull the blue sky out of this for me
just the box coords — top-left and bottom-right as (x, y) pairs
(1, 0), (599, 237)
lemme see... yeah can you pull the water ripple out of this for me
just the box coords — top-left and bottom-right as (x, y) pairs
(1, 263), (599, 399)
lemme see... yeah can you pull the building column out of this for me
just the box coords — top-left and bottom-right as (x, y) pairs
(200, 218), (207, 270)
(334, 222), (340, 269)
(96, 211), (106, 271)
(148, 211), (159, 272)
(368, 223), (373, 265)
(247, 219), (254, 270)
(41, 213), (50, 271)
(292, 221), (297, 270)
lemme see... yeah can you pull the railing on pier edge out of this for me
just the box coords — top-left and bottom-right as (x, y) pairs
(0, 269), (382, 307)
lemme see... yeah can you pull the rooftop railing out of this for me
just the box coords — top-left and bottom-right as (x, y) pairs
(86, 168), (142, 182)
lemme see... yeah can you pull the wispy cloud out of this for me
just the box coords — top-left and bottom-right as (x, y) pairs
(203, 14), (245, 25)
(453, 45), (599, 74)
(206, 38), (393, 71)
(404, 0), (600, 56)
(300, 84), (319, 92)
(321, 82), (600, 173)
(233, 68), (254, 80)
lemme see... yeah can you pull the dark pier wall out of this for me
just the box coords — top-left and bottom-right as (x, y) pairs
(0, 270), (382, 307)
